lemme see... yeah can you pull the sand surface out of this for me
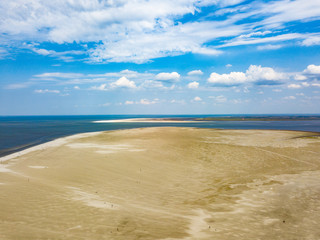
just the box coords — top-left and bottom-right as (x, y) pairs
(1, 127), (320, 239)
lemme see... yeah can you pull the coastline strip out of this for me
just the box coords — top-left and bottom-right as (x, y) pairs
(93, 118), (200, 123)
(0, 131), (102, 163)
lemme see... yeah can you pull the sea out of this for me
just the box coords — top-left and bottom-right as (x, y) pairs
(1, 115), (320, 157)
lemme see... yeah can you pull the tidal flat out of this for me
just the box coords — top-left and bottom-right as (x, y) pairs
(1, 127), (320, 239)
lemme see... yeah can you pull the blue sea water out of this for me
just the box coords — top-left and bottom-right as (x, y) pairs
(1, 115), (320, 157)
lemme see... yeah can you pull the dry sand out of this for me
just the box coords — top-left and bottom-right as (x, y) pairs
(1, 127), (320, 240)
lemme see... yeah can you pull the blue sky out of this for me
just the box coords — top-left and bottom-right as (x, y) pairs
(0, 0), (320, 115)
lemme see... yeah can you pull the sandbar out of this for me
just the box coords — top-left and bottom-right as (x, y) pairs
(1, 127), (320, 239)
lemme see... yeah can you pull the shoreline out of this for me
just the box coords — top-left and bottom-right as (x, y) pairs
(0, 131), (102, 164)
(93, 116), (320, 123)
(1, 127), (319, 163)
(93, 118), (200, 123)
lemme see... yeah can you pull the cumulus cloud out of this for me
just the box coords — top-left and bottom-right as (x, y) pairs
(208, 72), (246, 85)
(303, 64), (320, 75)
(288, 84), (302, 89)
(208, 65), (286, 86)
(125, 101), (134, 105)
(294, 74), (307, 81)
(301, 82), (310, 87)
(187, 81), (199, 89)
(110, 77), (136, 89)
(90, 84), (108, 91)
(34, 89), (60, 94)
(187, 70), (203, 76)
(193, 96), (202, 101)
(246, 65), (286, 83)
(155, 72), (180, 81)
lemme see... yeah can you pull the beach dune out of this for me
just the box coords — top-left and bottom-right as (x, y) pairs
(1, 127), (320, 239)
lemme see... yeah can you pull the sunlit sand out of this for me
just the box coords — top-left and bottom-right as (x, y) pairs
(1, 127), (320, 239)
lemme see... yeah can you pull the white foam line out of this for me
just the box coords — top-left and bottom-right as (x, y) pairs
(93, 118), (199, 123)
(0, 131), (102, 163)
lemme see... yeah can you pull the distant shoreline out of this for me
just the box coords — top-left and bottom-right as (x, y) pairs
(93, 116), (320, 123)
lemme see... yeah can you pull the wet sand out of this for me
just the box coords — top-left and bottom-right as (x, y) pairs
(1, 127), (320, 239)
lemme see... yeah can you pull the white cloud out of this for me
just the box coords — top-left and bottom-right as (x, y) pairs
(155, 72), (180, 81)
(208, 65), (286, 86)
(187, 70), (203, 76)
(34, 89), (60, 94)
(312, 83), (320, 87)
(34, 72), (84, 79)
(124, 98), (159, 105)
(5, 83), (32, 89)
(301, 82), (310, 87)
(288, 84), (301, 89)
(74, 86), (80, 90)
(283, 96), (296, 100)
(209, 95), (227, 103)
(301, 35), (320, 46)
(303, 64), (320, 75)
(170, 99), (185, 104)
(294, 74), (307, 81)
(208, 71), (246, 85)
(193, 96), (202, 101)
(187, 81), (199, 89)
(257, 44), (283, 50)
(90, 84), (108, 91)
(220, 33), (304, 48)
(226, 64), (232, 68)
(1, 0), (320, 62)
(246, 65), (286, 82)
(139, 99), (158, 105)
(110, 77), (136, 89)
(33, 48), (52, 56)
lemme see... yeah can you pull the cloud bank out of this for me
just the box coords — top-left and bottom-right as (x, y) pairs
(1, 0), (320, 63)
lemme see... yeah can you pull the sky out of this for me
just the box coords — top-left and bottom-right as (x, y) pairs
(0, 0), (320, 115)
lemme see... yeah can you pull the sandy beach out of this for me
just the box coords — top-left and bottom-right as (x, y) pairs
(1, 127), (320, 239)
